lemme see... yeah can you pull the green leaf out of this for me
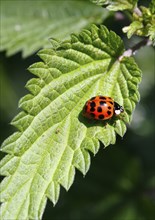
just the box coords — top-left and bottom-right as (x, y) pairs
(123, 21), (143, 38)
(148, 0), (155, 44)
(91, 0), (138, 11)
(123, 4), (155, 43)
(148, 24), (155, 45)
(150, 0), (155, 14)
(0, 0), (107, 57)
(0, 24), (141, 219)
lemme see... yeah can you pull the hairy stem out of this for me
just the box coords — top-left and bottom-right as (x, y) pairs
(119, 38), (152, 61)
(134, 7), (142, 17)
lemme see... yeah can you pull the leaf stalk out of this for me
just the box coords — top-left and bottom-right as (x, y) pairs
(119, 38), (152, 61)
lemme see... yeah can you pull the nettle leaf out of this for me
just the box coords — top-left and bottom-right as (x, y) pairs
(0, 25), (141, 219)
(91, 0), (138, 11)
(148, 0), (155, 44)
(150, 0), (155, 14)
(0, 0), (107, 57)
(123, 3), (155, 43)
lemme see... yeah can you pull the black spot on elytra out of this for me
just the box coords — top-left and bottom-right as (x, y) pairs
(90, 97), (96, 100)
(108, 106), (111, 110)
(97, 106), (102, 112)
(90, 113), (95, 118)
(99, 101), (106, 106)
(109, 101), (113, 105)
(90, 101), (96, 108)
(90, 107), (95, 112)
(99, 96), (106, 100)
(107, 110), (111, 115)
(98, 114), (104, 119)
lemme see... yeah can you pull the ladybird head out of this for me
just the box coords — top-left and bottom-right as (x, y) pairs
(114, 102), (124, 115)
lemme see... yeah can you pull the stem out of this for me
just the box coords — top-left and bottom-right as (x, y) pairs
(119, 38), (152, 61)
(134, 7), (142, 17)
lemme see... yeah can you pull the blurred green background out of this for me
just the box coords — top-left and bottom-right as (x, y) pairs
(0, 1), (155, 220)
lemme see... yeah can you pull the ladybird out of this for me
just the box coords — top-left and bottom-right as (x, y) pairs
(83, 96), (124, 120)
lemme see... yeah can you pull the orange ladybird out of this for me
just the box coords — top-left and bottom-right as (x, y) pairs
(83, 96), (124, 120)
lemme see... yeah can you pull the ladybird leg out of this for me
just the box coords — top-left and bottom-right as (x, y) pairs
(104, 122), (108, 129)
(104, 119), (110, 128)
(116, 113), (126, 123)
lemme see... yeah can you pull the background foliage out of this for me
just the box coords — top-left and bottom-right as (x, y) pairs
(0, 0), (155, 220)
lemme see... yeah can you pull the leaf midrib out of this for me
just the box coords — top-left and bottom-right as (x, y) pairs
(28, 58), (111, 103)
(15, 74), (102, 154)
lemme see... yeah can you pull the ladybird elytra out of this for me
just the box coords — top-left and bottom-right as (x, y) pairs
(83, 96), (124, 121)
